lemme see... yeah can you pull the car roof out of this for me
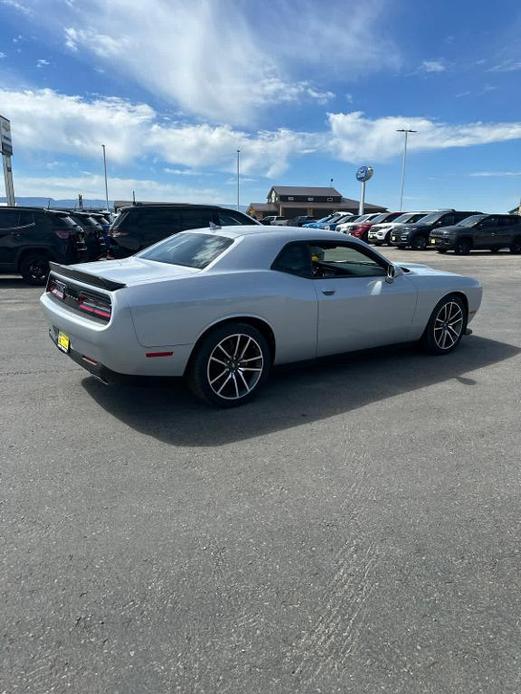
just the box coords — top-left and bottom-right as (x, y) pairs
(191, 224), (372, 245)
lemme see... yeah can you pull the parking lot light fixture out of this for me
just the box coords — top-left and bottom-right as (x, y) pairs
(397, 129), (417, 211)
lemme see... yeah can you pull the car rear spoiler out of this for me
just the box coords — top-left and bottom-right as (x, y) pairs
(48, 262), (127, 291)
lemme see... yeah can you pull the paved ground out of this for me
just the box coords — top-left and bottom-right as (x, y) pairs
(1, 248), (521, 694)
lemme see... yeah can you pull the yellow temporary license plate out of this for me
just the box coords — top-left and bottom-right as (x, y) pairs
(57, 331), (70, 353)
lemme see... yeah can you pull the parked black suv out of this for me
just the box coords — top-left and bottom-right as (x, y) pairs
(390, 210), (481, 250)
(430, 214), (521, 254)
(109, 204), (258, 258)
(0, 207), (87, 284)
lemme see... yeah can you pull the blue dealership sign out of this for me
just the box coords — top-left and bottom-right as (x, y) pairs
(356, 165), (373, 182)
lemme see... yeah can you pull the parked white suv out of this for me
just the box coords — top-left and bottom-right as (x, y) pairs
(262, 216), (287, 226)
(367, 212), (433, 246)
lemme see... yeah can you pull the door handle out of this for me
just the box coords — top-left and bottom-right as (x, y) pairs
(321, 289), (336, 296)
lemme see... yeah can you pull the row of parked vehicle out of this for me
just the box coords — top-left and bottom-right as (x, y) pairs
(298, 209), (521, 255)
(0, 203), (256, 285)
(2, 200), (520, 286)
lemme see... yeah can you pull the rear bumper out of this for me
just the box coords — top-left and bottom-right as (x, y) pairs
(41, 292), (193, 377)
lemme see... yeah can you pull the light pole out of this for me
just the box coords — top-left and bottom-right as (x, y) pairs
(236, 149), (240, 211)
(396, 129), (417, 211)
(101, 144), (110, 211)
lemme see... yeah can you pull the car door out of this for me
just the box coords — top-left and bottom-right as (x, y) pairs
(474, 216), (498, 249)
(497, 216), (517, 248)
(307, 240), (418, 356)
(0, 210), (21, 269)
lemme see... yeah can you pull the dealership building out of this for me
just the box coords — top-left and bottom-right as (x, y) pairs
(247, 186), (386, 221)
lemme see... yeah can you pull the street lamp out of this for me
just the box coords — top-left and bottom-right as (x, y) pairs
(101, 144), (110, 211)
(396, 129), (417, 211)
(236, 149), (240, 211)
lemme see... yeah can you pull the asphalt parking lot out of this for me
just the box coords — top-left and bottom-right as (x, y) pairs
(2, 248), (521, 694)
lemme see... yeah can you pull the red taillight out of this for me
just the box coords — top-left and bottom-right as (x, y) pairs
(78, 292), (112, 321)
(47, 277), (64, 299)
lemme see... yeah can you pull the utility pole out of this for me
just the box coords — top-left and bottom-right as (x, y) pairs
(396, 129), (417, 211)
(236, 149), (240, 211)
(101, 144), (110, 211)
(1, 115), (15, 206)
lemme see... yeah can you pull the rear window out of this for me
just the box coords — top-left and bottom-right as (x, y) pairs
(139, 232), (233, 269)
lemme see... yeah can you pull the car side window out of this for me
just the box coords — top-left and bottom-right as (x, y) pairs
(181, 209), (213, 230)
(0, 211), (20, 228)
(480, 217), (497, 228)
(308, 242), (386, 278)
(499, 217), (515, 227)
(440, 214), (455, 226)
(272, 243), (312, 278)
(216, 211), (251, 226)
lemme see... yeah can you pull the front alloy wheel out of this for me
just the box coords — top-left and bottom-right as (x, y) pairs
(412, 236), (428, 250)
(422, 294), (467, 355)
(187, 323), (270, 407)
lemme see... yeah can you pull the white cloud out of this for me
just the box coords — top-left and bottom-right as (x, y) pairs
(36, 58), (50, 68)
(5, 88), (521, 176)
(14, 174), (226, 204)
(488, 59), (521, 73)
(327, 111), (521, 162)
(0, 52), (6, 59)
(6, 0), (398, 124)
(470, 171), (521, 177)
(419, 60), (447, 73)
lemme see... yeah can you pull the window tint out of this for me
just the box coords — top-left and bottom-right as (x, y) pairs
(217, 210), (252, 226)
(440, 214), (455, 226)
(499, 216), (517, 227)
(18, 211), (34, 226)
(480, 217), (497, 228)
(0, 211), (19, 228)
(140, 232), (233, 268)
(272, 243), (312, 277)
(181, 209), (213, 230)
(309, 242), (386, 278)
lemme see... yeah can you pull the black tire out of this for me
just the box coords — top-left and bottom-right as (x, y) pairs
(454, 239), (471, 256)
(385, 234), (393, 246)
(411, 235), (428, 251)
(374, 242), (382, 247)
(19, 253), (50, 285)
(421, 294), (467, 355)
(437, 249), (447, 254)
(490, 247), (500, 254)
(186, 322), (271, 407)
(510, 239), (521, 254)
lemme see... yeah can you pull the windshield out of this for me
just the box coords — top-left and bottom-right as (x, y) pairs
(139, 232), (233, 268)
(370, 213), (390, 224)
(456, 214), (487, 227)
(415, 211), (446, 225)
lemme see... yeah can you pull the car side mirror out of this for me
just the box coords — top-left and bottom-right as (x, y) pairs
(385, 264), (396, 284)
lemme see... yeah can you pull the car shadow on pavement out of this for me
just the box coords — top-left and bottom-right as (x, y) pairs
(81, 335), (520, 447)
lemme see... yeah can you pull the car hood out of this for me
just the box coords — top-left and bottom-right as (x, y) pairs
(71, 257), (200, 286)
(396, 262), (456, 277)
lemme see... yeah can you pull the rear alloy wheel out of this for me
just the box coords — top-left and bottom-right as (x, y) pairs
(19, 253), (49, 285)
(454, 239), (471, 255)
(411, 235), (428, 251)
(187, 323), (270, 407)
(490, 247), (500, 254)
(421, 294), (467, 355)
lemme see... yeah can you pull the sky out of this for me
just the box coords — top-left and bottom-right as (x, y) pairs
(1, 0), (521, 211)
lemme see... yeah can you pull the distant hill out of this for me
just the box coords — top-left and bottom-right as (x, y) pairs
(0, 197), (248, 212)
(0, 196), (109, 209)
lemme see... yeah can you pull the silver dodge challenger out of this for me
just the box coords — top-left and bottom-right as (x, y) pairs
(40, 226), (482, 407)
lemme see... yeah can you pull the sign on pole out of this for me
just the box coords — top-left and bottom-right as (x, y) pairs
(356, 165), (373, 215)
(0, 115), (15, 206)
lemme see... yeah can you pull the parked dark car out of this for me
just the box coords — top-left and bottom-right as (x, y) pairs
(0, 207), (87, 285)
(65, 211), (107, 260)
(390, 210), (481, 250)
(109, 204), (258, 258)
(429, 214), (521, 254)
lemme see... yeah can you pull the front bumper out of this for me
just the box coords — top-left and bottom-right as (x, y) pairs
(429, 236), (455, 249)
(391, 234), (410, 246)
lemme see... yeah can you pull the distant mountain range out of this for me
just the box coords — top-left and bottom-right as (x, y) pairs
(0, 197), (247, 212)
(0, 196), (110, 209)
